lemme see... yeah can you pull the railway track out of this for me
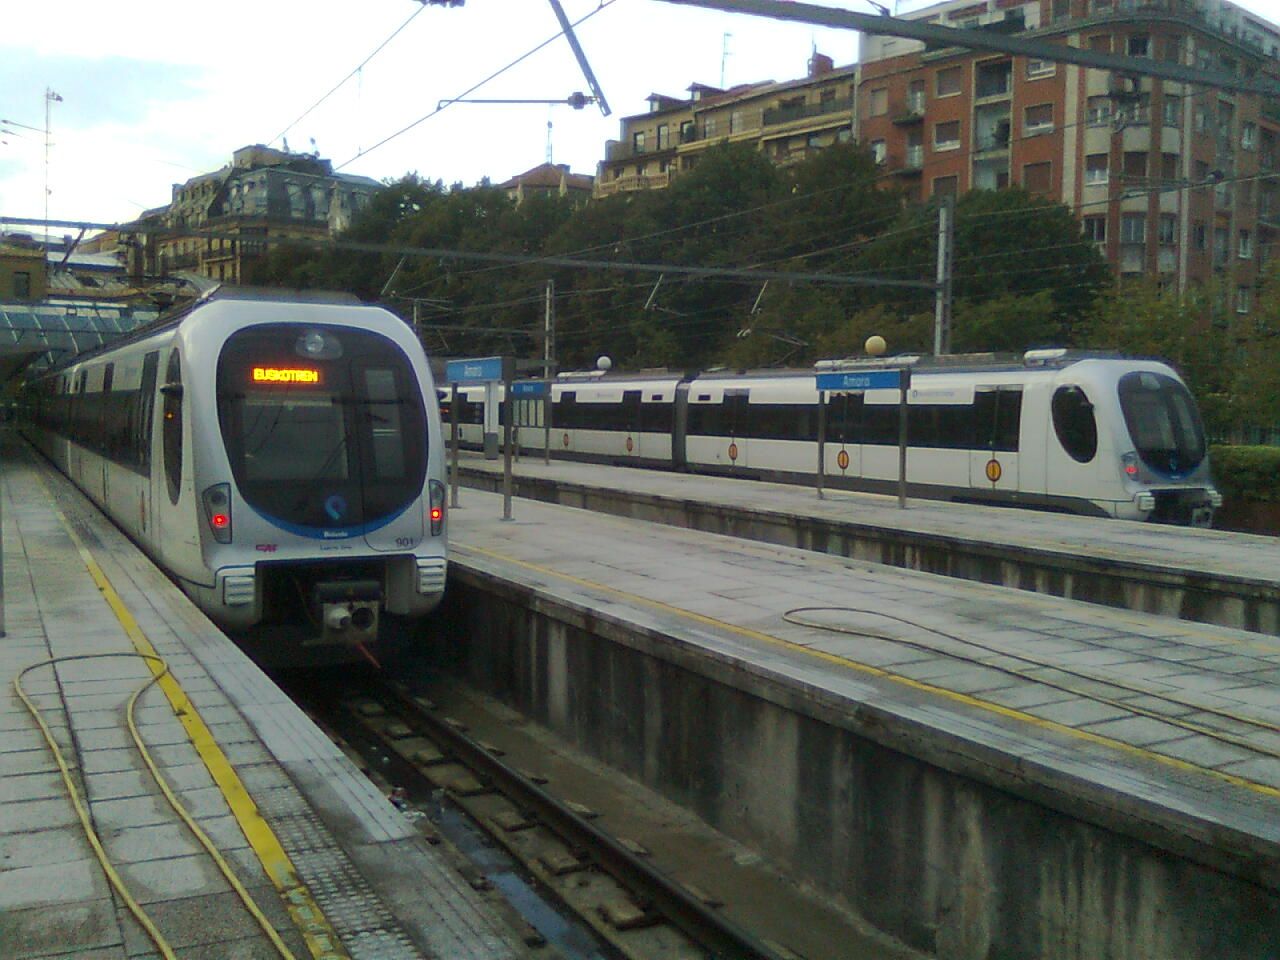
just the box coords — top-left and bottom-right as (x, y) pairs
(286, 666), (920, 960)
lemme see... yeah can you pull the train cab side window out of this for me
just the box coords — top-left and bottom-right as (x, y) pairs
(1052, 385), (1097, 463)
(162, 351), (183, 504)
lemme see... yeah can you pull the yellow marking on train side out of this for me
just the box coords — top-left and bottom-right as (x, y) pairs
(460, 542), (1280, 801)
(48, 495), (350, 960)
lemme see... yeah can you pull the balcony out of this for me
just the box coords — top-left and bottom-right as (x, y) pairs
(890, 145), (925, 175)
(606, 140), (672, 162)
(763, 95), (854, 127)
(892, 92), (926, 125)
(594, 170), (671, 197)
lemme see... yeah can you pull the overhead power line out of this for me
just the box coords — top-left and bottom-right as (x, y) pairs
(269, 4), (428, 149)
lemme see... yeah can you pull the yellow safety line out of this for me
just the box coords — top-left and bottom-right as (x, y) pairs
(46, 491), (350, 960)
(460, 543), (1280, 800)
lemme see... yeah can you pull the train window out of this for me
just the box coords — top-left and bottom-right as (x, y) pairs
(137, 352), (159, 472)
(363, 368), (406, 480)
(828, 393), (864, 444)
(162, 350), (183, 503)
(1117, 371), (1205, 474)
(1051, 385), (1097, 462)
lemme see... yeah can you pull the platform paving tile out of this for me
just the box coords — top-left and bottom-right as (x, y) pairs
(968, 683), (1078, 711)
(1148, 732), (1270, 770)
(1221, 756), (1280, 789)
(0, 822), (92, 870)
(0, 770), (68, 804)
(1078, 714), (1202, 747)
(88, 788), (229, 832)
(1021, 697), (1136, 728)
(0, 794), (80, 835)
(117, 886), (309, 958)
(0, 856), (107, 910)
(85, 763), (217, 803)
(877, 657), (1014, 696)
(0, 898), (122, 958)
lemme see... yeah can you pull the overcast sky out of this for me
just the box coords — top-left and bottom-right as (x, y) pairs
(3, 0), (1279, 231)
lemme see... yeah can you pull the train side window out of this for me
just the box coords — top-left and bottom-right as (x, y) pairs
(1051, 385), (1097, 462)
(138, 352), (159, 472)
(162, 350), (183, 503)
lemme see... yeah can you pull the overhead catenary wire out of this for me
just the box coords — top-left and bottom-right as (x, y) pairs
(268, 3), (429, 150)
(336, 0), (619, 170)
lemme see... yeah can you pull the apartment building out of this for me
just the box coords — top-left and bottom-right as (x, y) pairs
(859, 0), (1280, 296)
(596, 53), (858, 197)
(134, 145), (381, 285)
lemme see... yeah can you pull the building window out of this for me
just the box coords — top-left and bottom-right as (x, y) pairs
(13, 271), (31, 298)
(680, 119), (695, 143)
(1162, 95), (1181, 128)
(868, 88), (889, 117)
(933, 175), (958, 197)
(871, 139), (887, 164)
(633, 131), (646, 153)
(730, 110), (745, 134)
(1239, 229), (1253, 259)
(1026, 58), (1055, 79)
(1160, 36), (1183, 63)
(1083, 216), (1106, 242)
(1127, 34), (1150, 57)
(1085, 154), (1109, 184)
(1237, 285), (1252, 313)
(657, 124), (669, 150)
(1086, 96), (1112, 126)
(1123, 151), (1148, 179)
(1242, 122), (1258, 150)
(1022, 161), (1052, 194)
(934, 120), (961, 150)
(1193, 222), (1207, 250)
(1161, 153), (1179, 180)
(1120, 213), (1146, 244)
(1024, 103), (1053, 133)
(1214, 227), (1229, 264)
(1158, 214), (1177, 245)
(703, 116), (718, 138)
(936, 67), (962, 97)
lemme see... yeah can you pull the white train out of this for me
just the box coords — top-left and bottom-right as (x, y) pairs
(449, 350), (1222, 525)
(22, 289), (449, 666)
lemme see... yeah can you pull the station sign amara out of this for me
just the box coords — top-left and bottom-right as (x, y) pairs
(815, 369), (904, 392)
(445, 356), (508, 384)
(511, 380), (548, 397)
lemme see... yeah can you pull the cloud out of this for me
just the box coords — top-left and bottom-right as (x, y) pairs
(0, 48), (202, 131)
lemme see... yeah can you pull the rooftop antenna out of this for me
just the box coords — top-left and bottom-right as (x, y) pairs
(721, 32), (732, 87)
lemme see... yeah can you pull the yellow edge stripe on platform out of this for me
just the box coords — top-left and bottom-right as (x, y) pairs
(461, 543), (1280, 801)
(52, 512), (350, 960)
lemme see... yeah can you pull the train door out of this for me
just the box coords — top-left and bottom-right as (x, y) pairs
(826, 392), (863, 480)
(622, 389), (642, 458)
(725, 389), (749, 469)
(100, 363), (114, 508)
(969, 386), (1021, 493)
(672, 382), (690, 469)
(155, 348), (198, 566)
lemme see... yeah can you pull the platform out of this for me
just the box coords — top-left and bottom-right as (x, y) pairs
(456, 451), (1280, 635)
(444, 483), (1280, 958)
(0, 434), (524, 960)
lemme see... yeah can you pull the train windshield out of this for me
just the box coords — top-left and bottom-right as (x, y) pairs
(217, 323), (426, 531)
(1117, 371), (1206, 476)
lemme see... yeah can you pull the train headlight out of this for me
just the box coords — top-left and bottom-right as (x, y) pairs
(1208, 486), (1224, 508)
(202, 483), (233, 544)
(294, 328), (343, 360)
(1135, 491), (1156, 512)
(429, 480), (446, 536)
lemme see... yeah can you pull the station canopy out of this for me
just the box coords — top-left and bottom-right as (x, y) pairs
(0, 300), (159, 385)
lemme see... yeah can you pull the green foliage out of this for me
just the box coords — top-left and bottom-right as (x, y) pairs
(1209, 445), (1280, 503)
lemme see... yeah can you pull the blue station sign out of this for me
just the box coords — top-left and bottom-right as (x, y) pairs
(815, 368), (904, 392)
(511, 380), (549, 397)
(446, 356), (506, 384)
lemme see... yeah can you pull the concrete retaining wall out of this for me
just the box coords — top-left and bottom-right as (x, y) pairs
(432, 567), (1280, 960)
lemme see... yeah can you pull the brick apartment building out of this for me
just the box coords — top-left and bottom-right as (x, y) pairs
(859, 0), (1280, 299)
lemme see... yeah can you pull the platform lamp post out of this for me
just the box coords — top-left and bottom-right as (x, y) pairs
(44, 89), (62, 250)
